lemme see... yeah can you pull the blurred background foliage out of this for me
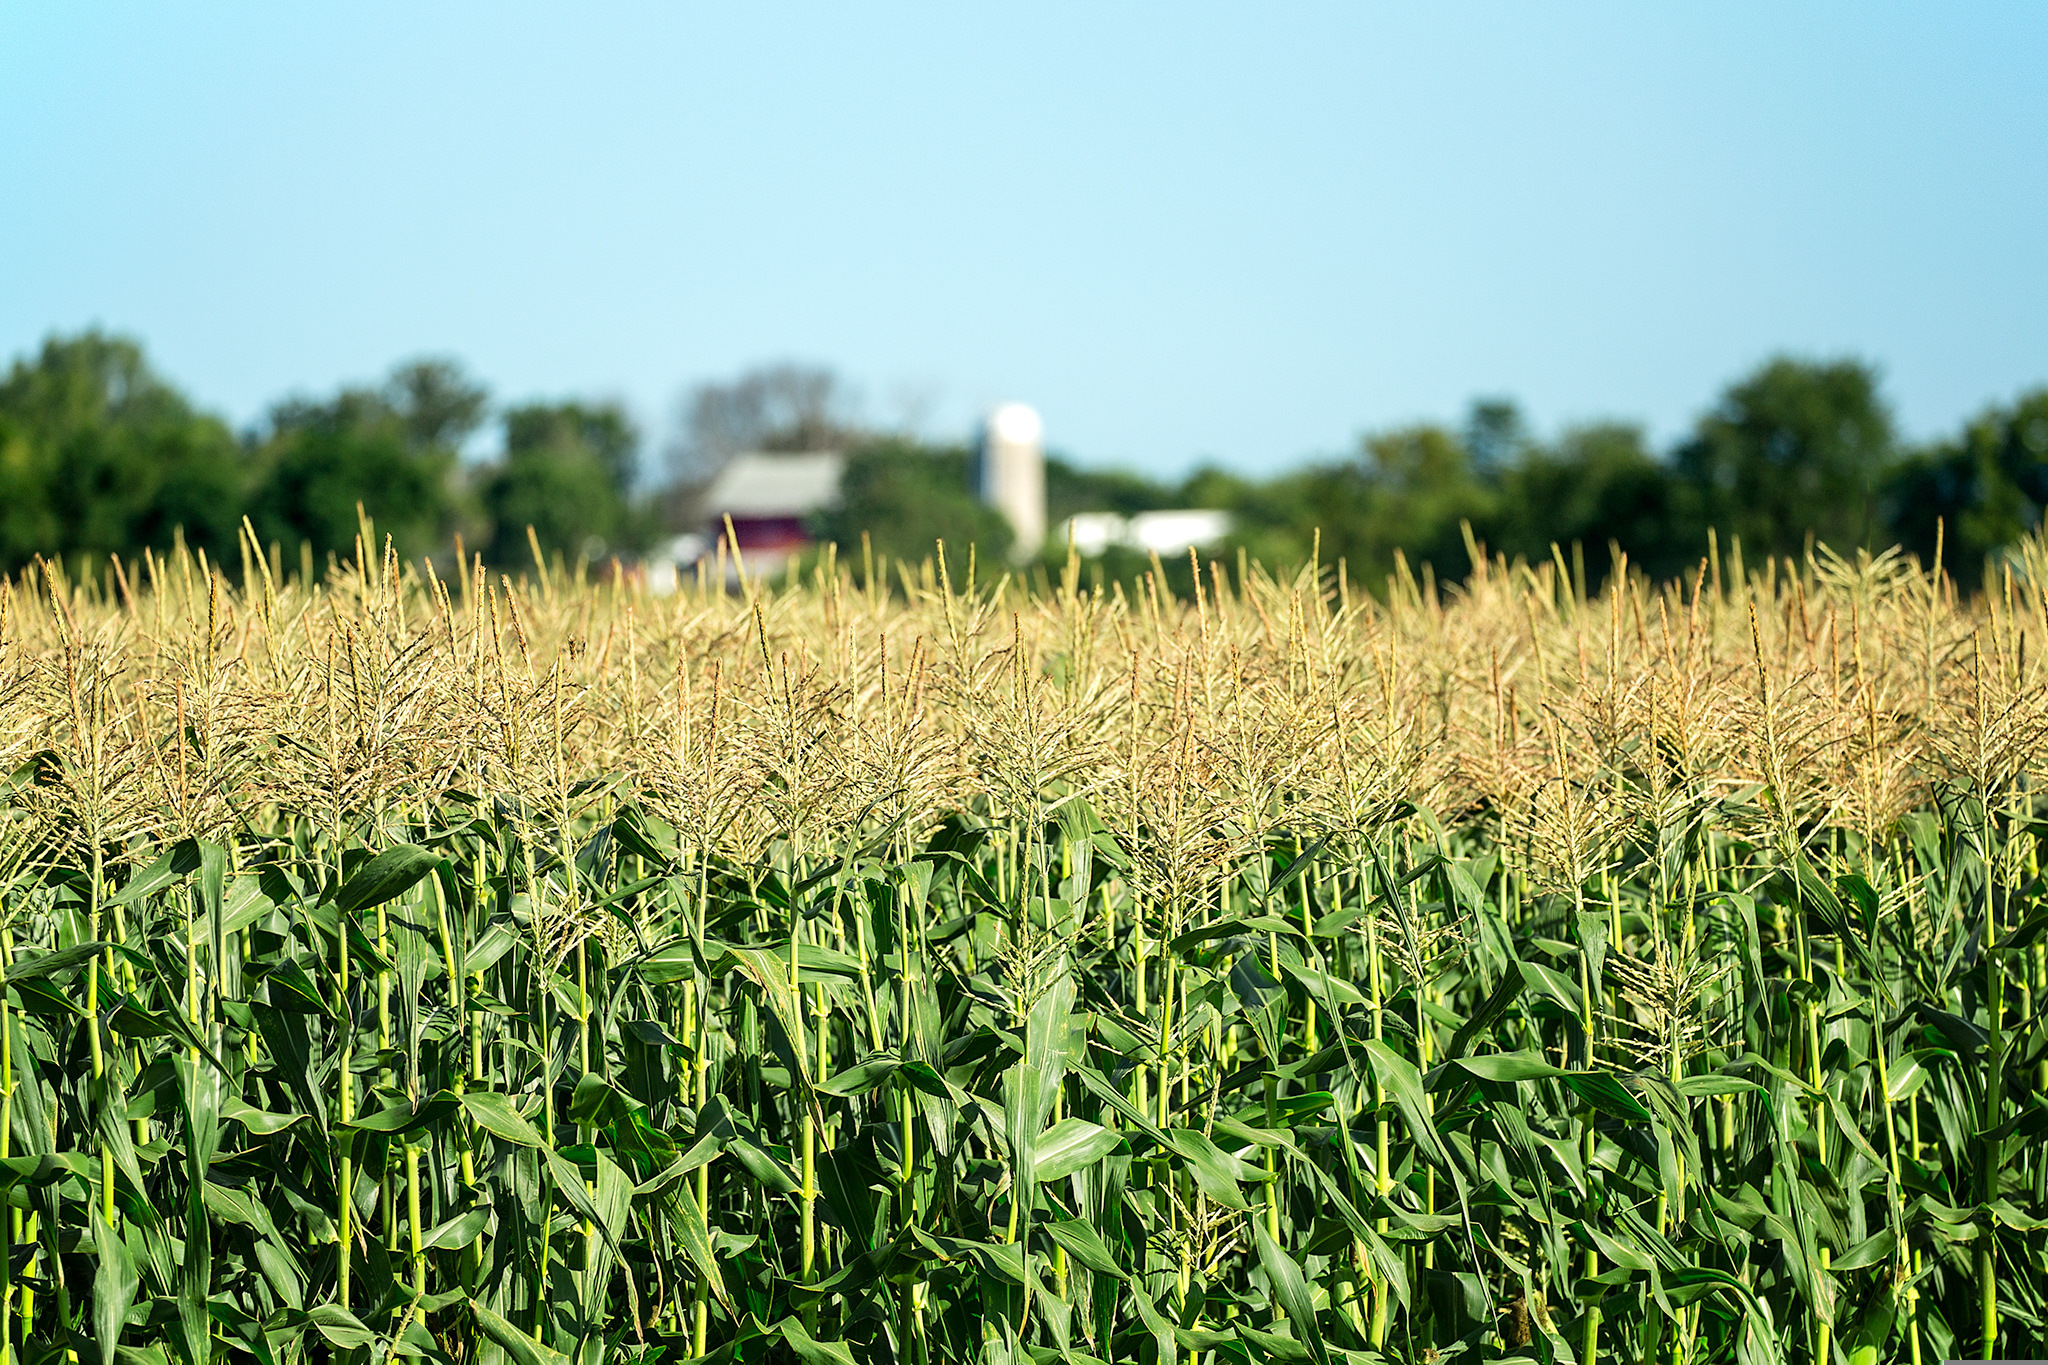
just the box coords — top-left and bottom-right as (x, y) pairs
(2, 328), (2045, 587)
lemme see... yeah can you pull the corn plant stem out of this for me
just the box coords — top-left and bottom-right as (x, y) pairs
(89, 843), (113, 1234)
(3, 927), (24, 1355)
(1133, 893), (1148, 1127)
(1365, 858), (1390, 1351)
(577, 936), (595, 1278)
(1572, 874), (1599, 1365)
(1979, 930), (2005, 1357)
(407, 1138), (425, 1293)
(693, 852), (714, 1359)
(792, 888), (818, 1305)
(337, 889), (354, 1312)
(428, 864), (477, 1201)
(524, 836), (553, 1343)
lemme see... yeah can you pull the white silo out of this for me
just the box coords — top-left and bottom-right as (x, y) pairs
(979, 402), (1046, 562)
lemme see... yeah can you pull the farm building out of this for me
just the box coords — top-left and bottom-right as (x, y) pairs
(646, 450), (845, 590)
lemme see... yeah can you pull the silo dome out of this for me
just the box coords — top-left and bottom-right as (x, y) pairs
(989, 402), (1043, 447)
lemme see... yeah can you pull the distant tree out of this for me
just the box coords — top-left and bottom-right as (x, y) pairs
(247, 360), (484, 566)
(482, 401), (643, 563)
(1209, 460), (1378, 576)
(670, 363), (857, 484)
(1886, 388), (2048, 573)
(813, 436), (1011, 584)
(0, 330), (248, 573)
(1464, 397), (1530, 474)
(1177, 428), (1490, 590)
(1349, 424), (1494, 583)
(504, 402), (637, 494)
(1672, 357), (1895, 562)
(1490, 421), (1680, 578)
(387, 358), (490, 453)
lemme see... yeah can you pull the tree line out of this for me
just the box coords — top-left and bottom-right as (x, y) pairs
(0, 332), (647, 576)
(1035, 359), (2048, 590)
(2, 329), (2043, 586)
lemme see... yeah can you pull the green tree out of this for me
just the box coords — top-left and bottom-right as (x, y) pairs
(1885, 389), (2048, 574)
(1464, 396), (1530, 473)
(813, 436), (1012, 583)
(1189, 426), (1490, 590)
(247, 359), (485, 567)
(0, 330), (249, 573)
(1672, 356), (1895, 561)
(482, 401), (642, 563)
(1347, 424), (1493, 585)
(1490, 421), (1681, 578)
(389, 358), (491, 453)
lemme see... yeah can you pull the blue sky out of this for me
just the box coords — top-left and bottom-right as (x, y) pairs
(4, 5), (2044, 478)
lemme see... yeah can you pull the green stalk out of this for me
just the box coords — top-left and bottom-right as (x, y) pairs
(1979, 932), (2004, 1357)
(1366, 862), (1390, 1350)
(693, 856), (714, 1358)
(1573, 874), (1599, 1365)
(793, 892), (817, 1305)
(577, 937), (595, 1281)
(90, 843), (112, 1230)
(407, 1137), (425, 1294)
(1133, 892), (1149, 1124)
(524, 834), (552, 1342)
(429, 862), (479, 1284)
(336, 897), (354, 1311)
(380, 894), (398, 1257)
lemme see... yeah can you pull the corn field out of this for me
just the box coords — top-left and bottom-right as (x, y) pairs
(1, 521), (2046, 1365)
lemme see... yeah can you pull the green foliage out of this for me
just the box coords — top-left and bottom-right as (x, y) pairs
(245, 358), (488, 567)
(814, 436), (1013, 582)
(246, 388), (461, 567)
(0, 331), (248, 573)
(482, 401), (645, 561)
(1044, 358), (1963, 596)
(5, 332), (2047, 602)
(1046, 456), (1180, 525)
(1885, 388), (2048, 573)
(1671, 357), (1895, 562)
(1492, 423), (1678, 578)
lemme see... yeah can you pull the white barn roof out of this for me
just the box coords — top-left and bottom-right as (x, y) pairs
(701, 451), (845, 518)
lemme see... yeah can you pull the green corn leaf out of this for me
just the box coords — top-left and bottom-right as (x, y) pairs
(1560, 1070), (1653, 1122)
(1236, 1319), (1313, 1362)
(818, 1053), (902, 1097)
(342, 1090), (460, 1135)
(332, 844), (439, 916)
(1032, 1118), (1124, 1183)
(5, 940), (118, 983)
(474, 1303), (571, 1365)
(1253, 1222), (1329, 1365)
(1163, 1127), (1258, 1211)
(91, 1201), (140, 1365)
(422, 1207), (490, 1251)
(461, 1091), (546, 1147)
(1442, 961), (1524, 1060)
(778, 1318), (857, 1365)
(111, 839), (204, 905)
(1041, 1216), (1126, 1279)
(220, 1096), (304, 1135)
(1443, 1050), (1565, 1085)
(1361, 1040), (1452, 1168)
(673, 1180), (734, 1316)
